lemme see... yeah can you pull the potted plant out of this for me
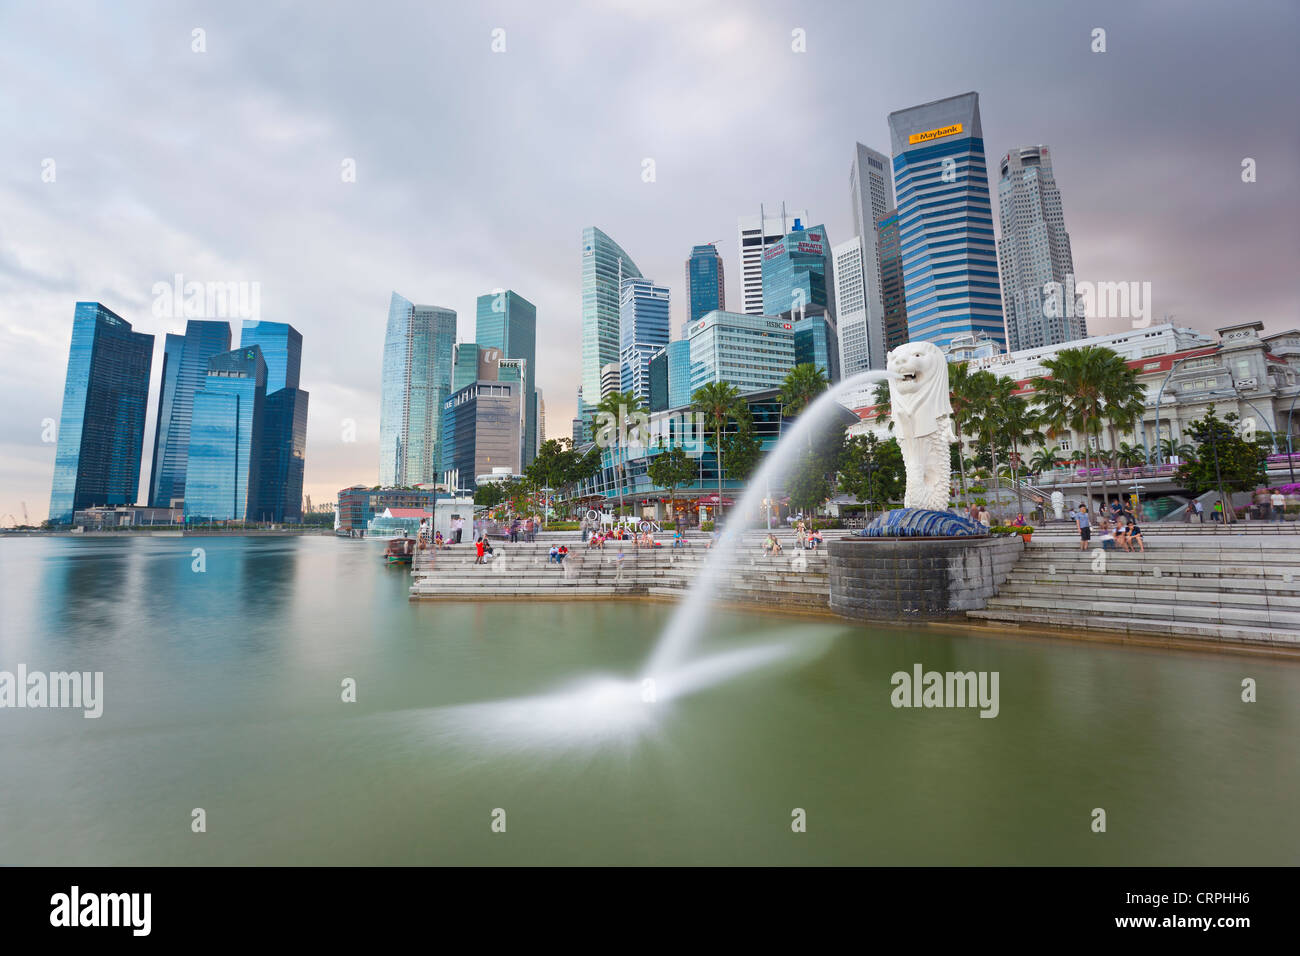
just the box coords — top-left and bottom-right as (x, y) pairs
(990, 524), (1034, 542)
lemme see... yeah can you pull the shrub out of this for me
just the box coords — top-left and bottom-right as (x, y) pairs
(700, 521), (714, 532)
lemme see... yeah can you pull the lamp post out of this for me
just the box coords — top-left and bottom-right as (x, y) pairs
(1151, 356), (1195, 466)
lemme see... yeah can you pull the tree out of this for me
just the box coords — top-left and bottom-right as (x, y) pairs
(1029, 447), (1062, 473)
(947, 361), (983, 513)
(474, 481), (505, 509)
(1099, 351), (1147, 509)
(1159, 437), (1196, 463)
(995, 389), (1043, 522)
(778, 363), (830, 418)
(723, 404), (764, 482)
(691, 381), (744, 522)
(965, 370), (1011, 519)
(1178, 405), (1266, 522)
(839, 433), (905, 513)
(590, 390), (648, 518)
(647, 439), (697, 525)
(1034, 346), (1113, 515)
(786, 428), (845, 522)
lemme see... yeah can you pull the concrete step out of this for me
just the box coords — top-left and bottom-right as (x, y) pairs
(968, 608), (1300, 645)
(982, 594), (1300, 629)
(998, 581), (1300, 608)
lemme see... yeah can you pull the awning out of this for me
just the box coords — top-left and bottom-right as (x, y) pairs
(696, 494), (735, 506)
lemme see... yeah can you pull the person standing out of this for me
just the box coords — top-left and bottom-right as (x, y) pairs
(1074, 503), (1091, 551)
(474, 537), (486, 565)
(1272, 488), (1286, 522)
(1193, 499), (1204, 523)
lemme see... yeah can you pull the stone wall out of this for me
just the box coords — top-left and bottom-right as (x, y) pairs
(828, 536), (1024, 620)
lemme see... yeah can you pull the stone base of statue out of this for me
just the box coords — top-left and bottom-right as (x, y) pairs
(828, 510), (1020, 620)
(859, 508), (987, 538)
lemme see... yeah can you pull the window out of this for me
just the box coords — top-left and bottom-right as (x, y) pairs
(1058, 438), (1071, 452)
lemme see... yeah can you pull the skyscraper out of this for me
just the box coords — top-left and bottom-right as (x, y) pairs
(688, 311), (795, 395)
(619, 277), (670, 405)
(476, 289), (538, 465)
(239, 320), (308, 522)
(49, 302), (155, 523)
(452, 341), (481, 393)
(686, 244), (725, 323)
(847, 142), (893, 372)
(440, 381), (523, 490)
(183, 345), (266, 522)
(888, 92), (1005, 349)
(794, 318), (840, 382)
(877, 208), (910, 353)
(997, 145), (1086, 351)
(378, 293), (456, 486)
(737, 205), (809, 315)
(149, 319), (231, 508)
(581, 227), (642, 436)
(648, 348), (669, 413)
(761, 221), (833, 318)
(665, 339), (693, 409)
(832, 238), (868, 375)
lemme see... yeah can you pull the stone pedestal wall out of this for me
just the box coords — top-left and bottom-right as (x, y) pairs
(828, 536), (1024, 620)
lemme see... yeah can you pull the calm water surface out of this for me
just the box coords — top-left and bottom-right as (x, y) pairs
(1, 535), (1296, 865)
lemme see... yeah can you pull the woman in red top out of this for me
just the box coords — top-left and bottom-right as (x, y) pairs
(474, 537), (486, 565)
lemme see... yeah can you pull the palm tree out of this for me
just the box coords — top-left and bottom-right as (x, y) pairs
(948, 361), (980, 513)
(1159, 437), (1196, 463)
(1099, 352), (1147, 510)
(996, 389), (1044, 522)
(1116, 442), (1147, 467)
(966, 371), (1010, 519)
(590, 389), (647, 519)
(691, 381), (744, 524)
(1034, 346), (1111, 519)
(778, 363), (830, 418)
(1029, 447), (1062, 474)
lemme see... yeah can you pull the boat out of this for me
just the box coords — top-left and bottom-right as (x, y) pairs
(383, 535), (416, 565)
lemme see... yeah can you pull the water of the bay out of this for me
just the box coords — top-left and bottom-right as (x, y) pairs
(1, 534), (1296, 865)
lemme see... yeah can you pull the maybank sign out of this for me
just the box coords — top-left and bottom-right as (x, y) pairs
(908, 123), (963, 145)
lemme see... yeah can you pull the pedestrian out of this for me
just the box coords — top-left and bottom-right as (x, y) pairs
(1193, 499), (1204, 523)
(978, 506), (991, 529)
(1074, 502), (1091, 551)
(1272, 488), (1286, 522)
(1212, 500), (1224, 524)
(474, 537), (486, 565)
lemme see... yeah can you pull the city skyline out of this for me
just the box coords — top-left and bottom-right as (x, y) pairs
(4, 1), (1298, 522)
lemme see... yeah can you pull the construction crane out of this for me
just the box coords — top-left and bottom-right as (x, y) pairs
(21, 501), (29, 525)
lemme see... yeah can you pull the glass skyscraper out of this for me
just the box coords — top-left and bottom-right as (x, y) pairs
(149, 319), (231, 508)
(847, 143), (893, 372)
(378, 293), (456, 486)
(618, 277), (670, 405)
(761, 221), (833, 318)
(877, 208), (910, 353)
(888, 91), (1005, 349)
(440, 381), (523, 490)
(581, 227), (642, 438)
(475, 290), (537, 466)
(688, 310), (795, 395)
(183, 345), (267, 522)
(240, 320), (307, 523)
(686, 244), (724, 323)
(794, 317), (841, 382)
(666, 339), (693, 409)
(49, 302), (155, 523)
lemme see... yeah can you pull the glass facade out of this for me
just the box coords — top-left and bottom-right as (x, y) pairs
(238, 320), (301, 392)
(49, 303), (155, 524)
(688, 310), (795, 395)
(666, 339), (693, 410)
(239, 321), (307, 522)
(581, 227), (642, 434)
(794, 315), (841, 382)
(378, 293), (456, 486)
(878, 209), (910, 353)
(618, 277), (671, 405)
(888, 92), (1005, 349)
(761, 222), (833, 318)
(183, 346), (267, 522)
(648, 348), (669, 412)
(150, 320), (232, 508)
(452, 342), (479, 393)
(686, 244), (724, 323)
(475, 290), (538, 465)
(440, 382), (522, 490)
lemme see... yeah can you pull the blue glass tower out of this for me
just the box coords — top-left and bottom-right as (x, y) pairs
(665, 339), (693, 409)
(888, 92), (1005, 349)
(49, 303), (155, 524)
(183, 346), (267, 522)
(761, 222), (833, 317)
(239, 321), (308, 522)
(475, 290), (537, 466)
(686, 244), (725, 323)
(378, 293), (456, 486)
(618, 277), (670, 405)
(581, 227), (642, 439)
(794, 316), (841, 382)
(150, 320), (232, 507)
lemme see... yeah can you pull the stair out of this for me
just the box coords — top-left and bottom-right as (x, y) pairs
(968, 536), (1300, 646)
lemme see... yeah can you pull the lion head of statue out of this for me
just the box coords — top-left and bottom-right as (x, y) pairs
(886, 340), (952, 439)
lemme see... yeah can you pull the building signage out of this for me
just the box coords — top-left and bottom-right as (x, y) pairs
(908, 122), (963, 145)
(795, 241), (823, 256)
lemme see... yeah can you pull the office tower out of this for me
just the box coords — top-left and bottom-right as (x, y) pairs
(452, 342), (480, 393)
(665, 339), (693, 409)
(476, 289), (538, 466)
(877, 209), (910, 353)
(686, 244), (725, 323)
(619, 277), (670, 405)
(440, 381), (523, 490)
(997, 145), (1086, 351)
(688, 310), (795, 395)
(49, 302), (155, 524)
(649, 349), (669, 413)
(183, 345), (267, 522)
(848, 143), (893, 371)
(600, 362), (622, 399)
(581, 227), (643, 431)
(149, 319), (231, 508)
(888, 92), (1004, 349)
(537, 389), (545, 445)
(378, 292), (456, 486)
(794, 316), (840, 383)
(737, 204), (810, 314)
(761, 221), (833, 318)
(571, 386), (585, 445)
(239, 320), (308, 523)
(832, 239), (868, 377)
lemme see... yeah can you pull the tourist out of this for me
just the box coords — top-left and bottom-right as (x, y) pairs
(474, 537), (486, 565)
(548, 544), (559, 564)
(978, 507), (991, 529)
(1015, 513), (1025, 527)
(557, 545), (569, 564)
(809, 528), (823, 550)
(672, 529), (685, 549)
(1074, 503), (1091, 551)
(795, 520), (807, 550)
(1127, 513), (1146, 553)
(1099, 520), (1116, 551)
(1193, 499), (1204, 523)
(1272, 488), (1286, 521)
(1114, 515), (1130, 551)
(1212, 500), (1224, 524)
(763, 534), (782, 555)
(615, 548), (625, 581)
(453, 516), (463, 544)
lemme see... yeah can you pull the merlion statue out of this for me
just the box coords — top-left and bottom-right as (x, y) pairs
(887, 341), (956, 512)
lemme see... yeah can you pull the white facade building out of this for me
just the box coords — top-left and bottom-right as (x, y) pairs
(832, 238), (868, 378)
(848, 142), (892, 372)
(737, 205), (809, 315)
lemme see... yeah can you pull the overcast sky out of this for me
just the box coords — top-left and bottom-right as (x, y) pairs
(2, 0), (1297, 523)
